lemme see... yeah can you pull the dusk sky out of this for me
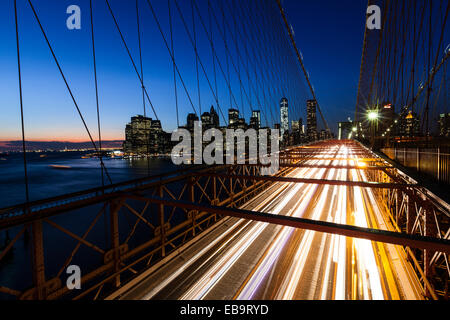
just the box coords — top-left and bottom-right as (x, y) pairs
(0, 0), (367, 142)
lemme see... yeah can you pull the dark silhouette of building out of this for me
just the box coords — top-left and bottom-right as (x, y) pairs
(186, 113), (199, 131)
(380, 102), (396, 133)
(438, 113), (450, 137)
(210, 105), (219, 127)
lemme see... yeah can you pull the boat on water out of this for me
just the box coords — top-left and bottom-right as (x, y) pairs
(49, 164), (72, 170)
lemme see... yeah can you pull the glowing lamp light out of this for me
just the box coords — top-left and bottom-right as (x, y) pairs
(352, 127), (357, 132)
(357, 161), (367, 168)
(368, 111), (378, 120)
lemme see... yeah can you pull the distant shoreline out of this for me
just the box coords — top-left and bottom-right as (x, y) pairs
(0, 140), (124, 153)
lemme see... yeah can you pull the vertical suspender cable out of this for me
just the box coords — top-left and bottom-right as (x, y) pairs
(14, 0), (30, 208)
(208, 3), (219, 116)
(89, 0), (105, 189)
(191, 0), (201, 115)
(27, 0), (113, 185)
(168, 0), (180, 127)
(135, 0), (150, 174)
(136, 0), (146, 118)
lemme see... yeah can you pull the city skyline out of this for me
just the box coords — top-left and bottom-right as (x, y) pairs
(0, 0), (369, 142)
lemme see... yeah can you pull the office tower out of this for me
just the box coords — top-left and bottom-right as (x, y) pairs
(306, 99), (317, 141)
(399, 111), (420, 137)
(123, 115), (169, 154)
(280, 98), (289, 139)
(250, 110), (261, 129)
(201, 111), (212, 130)
(291, 120), (300, 132)
(210, 105), (219, 127)
(228, 108), (239, 126)
(438, 113), (450, 137)
(186, 113), (199, 131)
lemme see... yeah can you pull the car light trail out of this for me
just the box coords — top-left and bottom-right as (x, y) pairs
(130, 143), (424, 301)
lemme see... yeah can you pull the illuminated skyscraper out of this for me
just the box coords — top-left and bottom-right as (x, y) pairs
(307, 99), (318, 141)
(250, 110), (261, 129)
(228, 108), (239, 126)
(280, 98), (289, 139)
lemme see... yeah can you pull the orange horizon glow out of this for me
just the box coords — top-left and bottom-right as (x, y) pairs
(0, 137), (124, 143)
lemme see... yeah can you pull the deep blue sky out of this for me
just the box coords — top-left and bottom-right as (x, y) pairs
(0, 0), (367, 141)
(283, 0), (367, 131)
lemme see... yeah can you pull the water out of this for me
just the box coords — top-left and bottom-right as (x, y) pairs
(0, 151), (178, 208)
(0, 151), (179, 298)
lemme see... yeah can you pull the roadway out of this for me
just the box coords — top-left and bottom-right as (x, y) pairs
(117, 143), (423, 300)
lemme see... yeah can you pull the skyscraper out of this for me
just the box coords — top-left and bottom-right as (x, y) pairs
(210, 105), (219, 127)
(306, 99), (317, 141)
(291, 120), (299, 132)
(123, 115), (169, 154)
(201, 111), (212, 130)
(399, 111), (420, 137)
(228, 108), (239, 126)
(280, 98), (289, 139)
(186, 113), (199, 131)
(250, 110), (261, 129)
(438, 113), (450, 137)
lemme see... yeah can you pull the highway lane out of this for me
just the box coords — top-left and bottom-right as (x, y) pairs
(118, 143), (423, 300)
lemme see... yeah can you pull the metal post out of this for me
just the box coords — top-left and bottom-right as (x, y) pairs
(31, 220), (46, 299)
(424, 205), (436, 298)
(406, 192), (414, 234)
(110, 200), (121, 288)
(158, 186), (165, 257)
(437, 147), (440, 182)
(189, 176), (196, 237)
(229, 167), (234, 207)
(416, 147), (420, 171)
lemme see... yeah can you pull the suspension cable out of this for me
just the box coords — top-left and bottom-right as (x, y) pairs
(14, 0), (30, 207)
(89, 0), (105, 189)
(27, 0), (113, 185)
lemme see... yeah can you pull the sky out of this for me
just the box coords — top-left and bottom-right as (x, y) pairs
(0, 0), (368, 141)
(282, 0), (367, 131)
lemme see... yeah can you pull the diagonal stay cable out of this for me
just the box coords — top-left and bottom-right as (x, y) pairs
(136, 0), (146, 118)
(190, 0), (257, 123)
(27, 0), (113, 185)
(171, 0), (228, 125)
(104, 0), (159, 120)
(14, 0), (30, 208)
(167, 0), (180, 127)
(144, 0), (199, 117)
(275, 0), (331, 133)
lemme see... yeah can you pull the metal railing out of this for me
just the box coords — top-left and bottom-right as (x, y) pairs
(381, 147), (450, 185)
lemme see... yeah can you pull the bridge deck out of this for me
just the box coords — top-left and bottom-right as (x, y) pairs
(112, 143), (425, 300)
